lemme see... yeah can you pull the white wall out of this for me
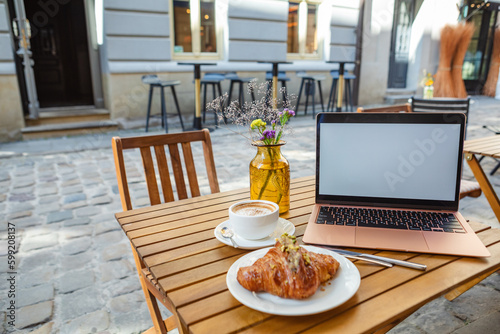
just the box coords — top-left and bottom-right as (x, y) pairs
(358, 0), (395, 104)
(406, 0), (461, 94)
(328, 0), (361, 62)
(103, 0), (171, 73)
(0, 1), (16, 75)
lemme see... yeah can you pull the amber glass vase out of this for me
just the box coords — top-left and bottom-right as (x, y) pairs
(249, 141), (290, 213)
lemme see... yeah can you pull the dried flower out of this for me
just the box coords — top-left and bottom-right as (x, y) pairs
(207, 80), (296, 145)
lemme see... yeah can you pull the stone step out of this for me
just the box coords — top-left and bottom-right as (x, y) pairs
(21, 120), (119, 140)
(25, 108), (110, 127)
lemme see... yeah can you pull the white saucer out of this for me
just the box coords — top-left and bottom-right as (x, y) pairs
(214, 218), (295, 249)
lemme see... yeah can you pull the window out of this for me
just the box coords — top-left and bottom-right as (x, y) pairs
(172, 0), (217, 57)
(287, 0), (320, 59)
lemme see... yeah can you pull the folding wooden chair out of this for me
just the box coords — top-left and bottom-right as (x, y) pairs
(112, 129), (219, 334)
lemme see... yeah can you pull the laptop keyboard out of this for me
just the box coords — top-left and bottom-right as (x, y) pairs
(316, 206), (465, 233)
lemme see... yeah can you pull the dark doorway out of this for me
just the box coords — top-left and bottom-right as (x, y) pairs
(24, 0), (93, 108)
(388, 0), (415, 88)
(461, 1), (499, 95)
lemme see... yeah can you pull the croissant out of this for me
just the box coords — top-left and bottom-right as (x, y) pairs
(237, 234), (340, 299)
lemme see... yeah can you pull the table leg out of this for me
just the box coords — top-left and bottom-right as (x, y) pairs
(336, 63), (345, 112)
(466, 153), (500, 221)
(193, 66), (202, 130)
(272, 63), (278, 109)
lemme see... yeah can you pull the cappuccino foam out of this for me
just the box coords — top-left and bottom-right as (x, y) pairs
(232, 203), (275, 216)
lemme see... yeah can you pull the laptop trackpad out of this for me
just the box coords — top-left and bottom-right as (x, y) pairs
(355, 228), (429, 251)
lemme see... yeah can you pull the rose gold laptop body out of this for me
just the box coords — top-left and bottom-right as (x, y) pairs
(302, 113), (490, 257)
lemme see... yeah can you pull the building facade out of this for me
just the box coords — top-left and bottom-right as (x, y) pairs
(0, 0), (495, 141)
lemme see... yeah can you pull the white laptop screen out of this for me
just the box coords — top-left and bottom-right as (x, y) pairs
(316, 113), (465, 210)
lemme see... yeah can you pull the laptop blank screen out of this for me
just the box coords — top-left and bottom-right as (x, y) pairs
(316, 113), (465, 210)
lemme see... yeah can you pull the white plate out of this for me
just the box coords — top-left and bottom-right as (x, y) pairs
(226, 246), (360, 316)
(214, 218), (295, 250)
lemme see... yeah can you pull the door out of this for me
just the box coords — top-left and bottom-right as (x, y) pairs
(388, 0), (415, 89)
(462, 2), (499, 94)
(8, 0), (103, 117)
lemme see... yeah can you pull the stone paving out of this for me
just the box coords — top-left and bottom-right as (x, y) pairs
(0, 96), (499, 334)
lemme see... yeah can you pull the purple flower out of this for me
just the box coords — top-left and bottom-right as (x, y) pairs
(278, 111), (283, 117)
(262, 129), (276, 140)
(287, 109), (295, 117)
(271, 120), (276, 125)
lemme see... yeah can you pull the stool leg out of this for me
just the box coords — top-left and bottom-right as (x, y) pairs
(310, 80), (315, 118)
(327, 79), (335, 112)
(170, 85), (184, 131)
(239, 82), (244, 107)
(217, 82), (223, 125)
(317, 80), (324, 113)
(250, 84), (256, 102)
(265, 80), (272, 107)
(146, 85), (154, 132)
(161, 86), (168, 133)
(202, 83), (208, 123)
(332, 79), (338, 112)
(304, 80), (310, 116)
(297, 79), (305, 113)
(346, 79), (353, 112)
(282, 81), (287, 106)
(228, 81), (234, 107)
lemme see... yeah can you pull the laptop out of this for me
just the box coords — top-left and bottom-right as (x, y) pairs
(302, 112), (490, 257)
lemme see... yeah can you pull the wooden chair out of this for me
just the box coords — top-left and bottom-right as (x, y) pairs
(358, 103), (481, 200)
(111, 129), (219, 334)
(410, 96), (471, 132)
(356, 103), (412, 113)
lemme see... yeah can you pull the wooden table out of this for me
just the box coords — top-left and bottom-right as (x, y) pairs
(464, 134), (500, 221)
(178, 62), (217, 130)
(257, 61), (292, 109)
(115, 176), (500, 334)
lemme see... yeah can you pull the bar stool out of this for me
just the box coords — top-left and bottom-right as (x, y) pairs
(327, 70), (356, 112)
(226, 72), (256, 108)
(296, 71), (325, 118)
(265, 71), (290, 105)
(142, 74), (184, 133)
(201, 73), (225, 124)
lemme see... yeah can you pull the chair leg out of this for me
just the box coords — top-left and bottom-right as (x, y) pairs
(491, 161), (500, 175)
(297, 78), (305, 113)
(327, 79), (335, 112)
(146, 85), (154, 132)
(317, 80), (325, 114)
(250, 84), (256, 102)
(130, 244), (168, 334)
(170, 86), (184, 131)
(161, 87), (168, 133)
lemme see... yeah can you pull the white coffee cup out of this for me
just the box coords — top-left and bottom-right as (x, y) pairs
(228, 200), (279, 240)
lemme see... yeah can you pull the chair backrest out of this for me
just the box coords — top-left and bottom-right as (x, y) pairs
(411, 96), (470, 131)
(357, 103), (412, 113)
(411, 97), (470, 114)
(112, 129), (220, 211)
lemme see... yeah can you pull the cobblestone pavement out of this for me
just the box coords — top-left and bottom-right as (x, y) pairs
(1, 96), (499, 334)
